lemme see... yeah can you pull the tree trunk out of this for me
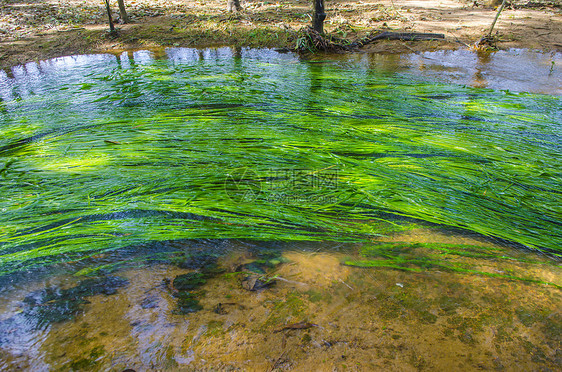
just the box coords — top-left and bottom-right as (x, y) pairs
(312, 0), (326, 34)
(486, 0), (507, 38)
(104, 0), (116, 33)
(117, 0), (129, 23)
(227, 0), (241, 12)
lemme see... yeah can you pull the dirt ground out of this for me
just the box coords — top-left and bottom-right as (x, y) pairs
(0, 0), (561, 68)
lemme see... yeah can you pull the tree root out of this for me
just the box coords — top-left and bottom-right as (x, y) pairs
(293, 27), (445, 53)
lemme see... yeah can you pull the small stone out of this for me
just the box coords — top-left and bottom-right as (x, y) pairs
(241, 275), (275, 291)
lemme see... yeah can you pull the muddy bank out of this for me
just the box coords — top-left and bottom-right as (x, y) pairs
(1, 0), (561, 69)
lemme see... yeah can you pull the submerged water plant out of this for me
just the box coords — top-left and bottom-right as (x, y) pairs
(0, 48), (560, 276)
(344, 242), (561, 287)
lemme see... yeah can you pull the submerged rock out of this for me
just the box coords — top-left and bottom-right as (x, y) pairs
(174, 292), (203, 314)
(241, 275), (276, 291)
(23, 276), (128, 325)
(237, 250), (289, 274)
(172, 272), (207, 291)
(176, 252), (220, 270)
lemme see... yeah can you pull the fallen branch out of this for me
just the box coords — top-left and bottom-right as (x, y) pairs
(294, 28), (446, 53)
(352, 31), (445, 48)
(267, 350), (287, 372)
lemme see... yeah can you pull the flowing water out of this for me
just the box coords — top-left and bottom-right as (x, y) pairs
(0, 48), (560, 370)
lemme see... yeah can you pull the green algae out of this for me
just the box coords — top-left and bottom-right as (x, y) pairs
(173, 273), (207, 291)
(174, 291), (204, 314)
(66, 345), (105, 371)
(262, 292), (307, 329)
(169, 274), (207, 314)
(0, 50), (560, 277)
(344, 241), (561, 287)
(206, 320), (226, 337)
(169, 253), (230, 314)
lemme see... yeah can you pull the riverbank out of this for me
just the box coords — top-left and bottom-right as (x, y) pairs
(1, 0), (561, 68)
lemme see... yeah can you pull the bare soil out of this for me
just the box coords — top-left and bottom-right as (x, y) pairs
(1, 0), (561, 68)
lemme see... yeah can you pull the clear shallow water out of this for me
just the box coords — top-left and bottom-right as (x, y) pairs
(0, 47), (560, 370)
(0, 234), (560, 370)
(0, 47), (561, 276)
(378, 49), (561, 95)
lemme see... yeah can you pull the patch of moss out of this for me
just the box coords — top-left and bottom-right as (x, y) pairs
(417, 310), (438, 324)
(161, 345), (180, 369)
(174, 252), (220, 271)
(516, 307), (542, 327)
(516, 307), (562, 341)
(437, 296), (461, 314)
(206, 320), (225, 337)
(459, 330), (476, 345)
(495, 325), (513, 343)
(68, 357), (97, 370)
(409, 350), (428, 371)
(173, 273), (207, 291)
(170, 262), (230, 314)
(377, 296), (406, 320)
(240, 249), (289, 274)
(443, 328), (454, 337)
(522, 340), (548, 363)
(67, 347), (105, 372)
(174, 292), (203, 314)
(304, 289), (327, 303)
(381, 286), (438, 324)
(262, 292), (307, 329)
(436, 293), (474, 315)
(89, 345), (105, 359)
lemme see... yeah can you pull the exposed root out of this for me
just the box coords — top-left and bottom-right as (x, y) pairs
(292, 27), (446, 54)
(293, 27), (351, 53)
(476, 34), (500, 50)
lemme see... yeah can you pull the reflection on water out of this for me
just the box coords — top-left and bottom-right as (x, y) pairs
(404, 49), (561, 95)
(2, 47), (559, 100)
(310, 48), (561, 95)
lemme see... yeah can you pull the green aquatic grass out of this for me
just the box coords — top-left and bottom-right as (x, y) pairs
(344, 242), (561, 288)
(0, 50), (561, 275)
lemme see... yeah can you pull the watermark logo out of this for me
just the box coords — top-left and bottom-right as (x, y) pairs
(224, 167), (262, 203)
(224, 166), (340, 204)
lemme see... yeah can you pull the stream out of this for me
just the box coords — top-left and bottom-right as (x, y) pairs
(0, 47), (560, 370)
